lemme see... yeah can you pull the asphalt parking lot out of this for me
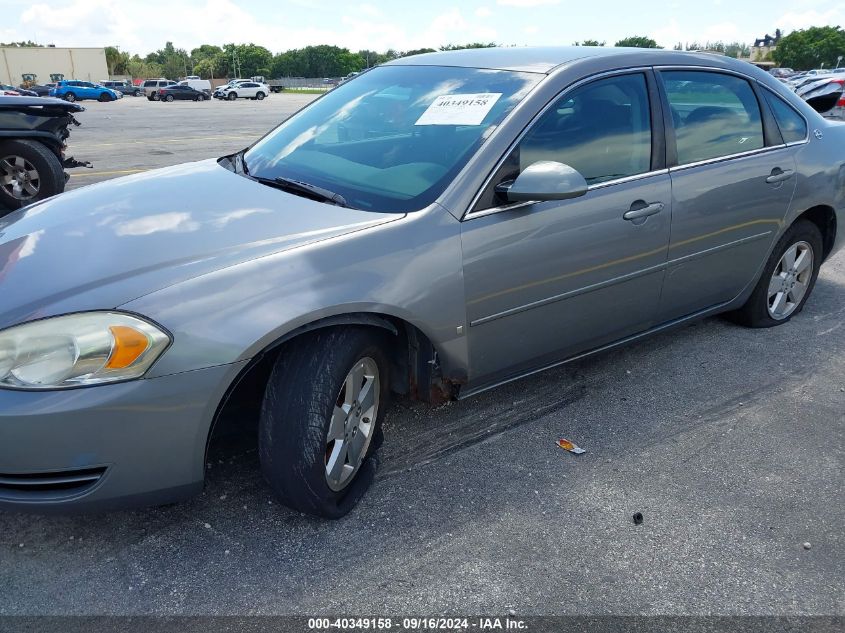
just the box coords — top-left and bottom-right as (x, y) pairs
(1, 96), (844, 617)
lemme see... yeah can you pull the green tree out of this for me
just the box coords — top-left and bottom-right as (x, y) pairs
(400, 48), (436, 58)
(223, 43), (273, 78)
(271, 45), (364, 77)
(190, 44), (228, 78)
(126, 55), (162, 79)
(615, 36), (660, 48)
(773, 26), (845, 70)
(439, 42), (497, 51)
(146, 41), (192, 79)
(105, 46), (130, 75)
(575, 39), (605, 46)
(0, 40), (43, 47)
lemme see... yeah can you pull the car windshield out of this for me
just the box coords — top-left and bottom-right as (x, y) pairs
(243, 65), (542, 212)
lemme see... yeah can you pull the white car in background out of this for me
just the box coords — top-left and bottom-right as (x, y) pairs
(216, 81), (269, 101)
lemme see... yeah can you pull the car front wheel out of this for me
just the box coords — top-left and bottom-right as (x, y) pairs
(0, 140), (65, 210)
(259, 328), (390, 518)
(730, 219), (823, 327)
(98, 92), (112, 102)
(227, 92), (237, 100)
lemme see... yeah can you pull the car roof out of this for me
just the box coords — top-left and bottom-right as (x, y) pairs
(385, 46), (754, 74)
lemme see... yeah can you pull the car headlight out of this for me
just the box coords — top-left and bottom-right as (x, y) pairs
(0, 312), (170, 390)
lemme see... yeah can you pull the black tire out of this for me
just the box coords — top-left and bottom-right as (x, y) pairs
(134, 89), (142, 97)
(729, 219), (823, 328)
(98, 92), (111, 102)
(227, 92), (237, 101)
(256, 91), (265, 100)
(0, 139), (66, 210)
(152, 92), (160, 101)
(259, 328), (391, 518)
(165, 94), (174, 102)
(195, 94), (205, 102)
(63, 92), (76, 102)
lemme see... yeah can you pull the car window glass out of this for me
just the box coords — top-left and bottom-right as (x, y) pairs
(516, 73), (652, 186)
(245, 65), (542, 213)
(662, 71), (764, 164)
(763, 89), (807, 143)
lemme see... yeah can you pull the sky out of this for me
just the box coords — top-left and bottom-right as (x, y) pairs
(0, 0), (842, 56)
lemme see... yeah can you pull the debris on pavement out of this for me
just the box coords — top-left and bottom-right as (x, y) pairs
(557, 438), (586, 454)
(633, 512), (644, 525)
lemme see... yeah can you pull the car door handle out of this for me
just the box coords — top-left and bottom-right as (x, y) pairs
(623, 201), (664, 221)
(766, 168), (794, 184)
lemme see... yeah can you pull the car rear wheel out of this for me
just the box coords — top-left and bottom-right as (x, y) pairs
(63, 92), (76, 102)
(256, 92), (265, 100)
(165, 94), (174, 102)
(152, 92), (160, 101)
(729, 219), (823, 327)
(0, 140), (65, 210)
(258, 328), (390, 518)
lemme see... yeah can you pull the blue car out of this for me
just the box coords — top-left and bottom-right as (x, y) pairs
(49, 80), (119, 103)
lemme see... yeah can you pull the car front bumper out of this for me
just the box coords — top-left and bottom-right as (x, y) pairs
(0, 361), (247, 513)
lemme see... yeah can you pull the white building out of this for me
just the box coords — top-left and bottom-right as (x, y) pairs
(0, 46), (109, 86)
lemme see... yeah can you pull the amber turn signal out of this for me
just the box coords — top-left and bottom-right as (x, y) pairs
(106, 325), (151, 369)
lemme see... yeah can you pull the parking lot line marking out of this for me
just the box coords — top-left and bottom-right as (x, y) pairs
(70, 169), (149, 178)
(73, 135), (256, 148)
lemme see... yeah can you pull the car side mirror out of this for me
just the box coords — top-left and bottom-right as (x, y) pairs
(495, 161), (589, 203)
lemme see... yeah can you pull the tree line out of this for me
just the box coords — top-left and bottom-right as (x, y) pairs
(104, 42), (498, 80)
(17, 25), (845, 79)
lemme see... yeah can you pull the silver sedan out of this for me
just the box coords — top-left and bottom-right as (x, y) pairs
(1, 47), (843, 517)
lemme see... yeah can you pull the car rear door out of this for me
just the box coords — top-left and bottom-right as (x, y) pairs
(460, 70), (672, 386)
(656, 69), (798, 321)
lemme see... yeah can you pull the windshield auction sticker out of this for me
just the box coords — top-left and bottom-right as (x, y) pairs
(415, 93), (503, 126)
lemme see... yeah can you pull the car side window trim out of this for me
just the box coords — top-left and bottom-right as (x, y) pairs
(463, 66), (665, 221)
(654, 66), (790, 172)
(758, 84), (810, 147)
(749, 79), (784, 147)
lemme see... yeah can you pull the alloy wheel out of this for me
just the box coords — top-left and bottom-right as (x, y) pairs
(0, 155), (40, 201)
(768, 241), (814, 320)
(325, 357), (380, 491)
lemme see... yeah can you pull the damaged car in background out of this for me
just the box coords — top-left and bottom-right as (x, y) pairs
(789, 72), (845, 120)
(0, 96), (91, 212)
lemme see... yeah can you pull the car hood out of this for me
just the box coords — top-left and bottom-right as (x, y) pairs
(0, 159), (402, 329)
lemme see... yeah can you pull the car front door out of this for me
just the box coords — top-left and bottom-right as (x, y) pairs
(461, 70), (672, 386)
(657, 69), (798, 321)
